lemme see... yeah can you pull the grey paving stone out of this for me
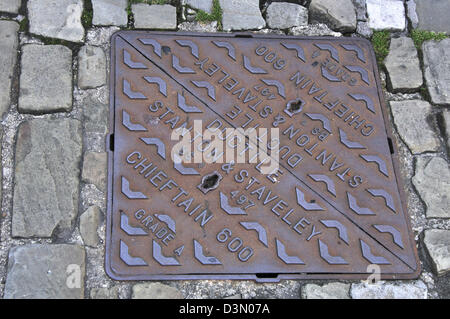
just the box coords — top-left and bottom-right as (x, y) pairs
(12, 118), (82, 237)
(366, 0), (406, 31)
(351, 281), (427, 299)
(412, 156), (450, 219)
(92, 0), (128, 27)
(0, 20), (19, 118)
(28, 0), (84, 43)
(132, 283), (184, 299)
(183, 0), (213, 13)
(443, 109), (450, 149)
(289, 23), (342, 37)
(82, 91), (109, 134)
(353, 0), (367, 21)
(385, 37), (423, 91)
(390, 100), (439, 154)
(90, 287), (119, 299)
(356, 21), (372, 38)
(78, 45), (106, 89)
(132, 4), (177, 30)
(80, 205), (102, 247)
(178, 21), (218, 32)
(406, 0), (419, 29)
(415, 0), (450, 33)
(0, 0), (21, 14)
(4, 244), (85, 299)
(423, 39), (450, 106)
(219, 0), (265, 31)
(309, 0), (357, 32)
(82, 151), (107, 191)
(302, 283), (350, 299)
(423, 229), (450, 276)
(18, 44), (72, 114)
(266, 2), (308, 29)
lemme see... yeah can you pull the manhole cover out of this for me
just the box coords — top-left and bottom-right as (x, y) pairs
(106, 31), (420, 281)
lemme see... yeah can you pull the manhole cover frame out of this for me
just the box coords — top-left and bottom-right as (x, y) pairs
(105, 31), (420, 281)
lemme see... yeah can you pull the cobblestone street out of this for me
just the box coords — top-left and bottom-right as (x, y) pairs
(0, 0), (449, 299)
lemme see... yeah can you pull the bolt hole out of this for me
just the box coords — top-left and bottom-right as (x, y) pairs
(202, 174), (219, 189)
(310, 199), (316, 203)
(289, 101), (303, 112)
(312, 61), (319, 67)
(162, 46), (171, 54)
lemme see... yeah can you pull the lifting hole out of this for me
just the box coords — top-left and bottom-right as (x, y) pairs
(288, 100), (303, 112)
(162, 46), (171, 54)
(109, 134), (114, 152)
(387, 137), (394, 154)
(256, 273), (279, 279)
(234, 34), (253, 38)
(202, 173), (219, 189)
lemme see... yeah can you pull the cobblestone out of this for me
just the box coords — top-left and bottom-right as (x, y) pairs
(0, 21), (19, 118)
(18, 44), (73, 114)
(80, 205), (102, 247)
(219, 0), (265, 31)
(92, 0), (128, 27)
(309, 0), (357, 32)
(82, 151), (107, 191)
(412, 156), (450, 219)
(385, 37), (423, 91)
(78, 45), (107, 89)
(406, 0), (419, 29)
(12, 118), (82, 237)
(366, 0), (406, 31)
(353, 0), (367, 21)
(423, 39), (450, 106)
(132, 4), (177, 30)
(423, 229), (450, 276)
(390, 100), (439, 154)
(443, 110), (450, 150)
(414, 0), (450, 33)
(4, 244), (85, 299)
(81, 88), (109, 135)
(28, 0), (84, 43)
(0, 0), (21, 14)
(266, 2), (308, 29)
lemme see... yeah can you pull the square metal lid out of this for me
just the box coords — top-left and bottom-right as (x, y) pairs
(105, 31), (420, 281)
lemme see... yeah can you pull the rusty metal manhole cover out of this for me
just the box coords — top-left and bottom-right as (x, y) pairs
(105, 31), (420, 281)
